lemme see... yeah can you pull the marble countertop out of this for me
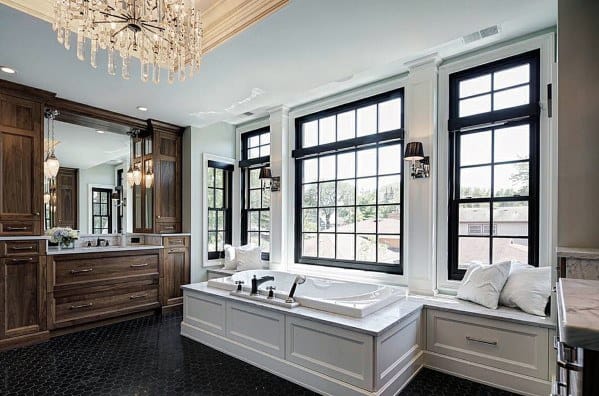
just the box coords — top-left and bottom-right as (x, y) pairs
(130, 233), (191, 237)
(0, 236), (50, 241)
(47, 245), (164, 255)
(557, 247), (599, 260)
(183, 282), (554, 336)
(557, 278), (599, 351)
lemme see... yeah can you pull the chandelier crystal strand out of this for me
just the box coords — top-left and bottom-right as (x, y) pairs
(53, 0), (203, 84)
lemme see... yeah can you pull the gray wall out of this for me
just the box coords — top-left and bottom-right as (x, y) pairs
(182, 122), (236, 282)
(557, 0), (599, 248)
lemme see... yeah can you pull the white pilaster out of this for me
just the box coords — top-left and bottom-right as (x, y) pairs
(405, 55), (440, 295)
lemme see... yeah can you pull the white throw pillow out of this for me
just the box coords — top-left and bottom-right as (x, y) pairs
(499, 265), (551, 316)
(235, 245), (263, 271)
(222, 244), (237, 270)
(457, 261), (511, 309)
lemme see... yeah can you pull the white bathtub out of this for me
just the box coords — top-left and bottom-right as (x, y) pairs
(207, 270), (405, 317)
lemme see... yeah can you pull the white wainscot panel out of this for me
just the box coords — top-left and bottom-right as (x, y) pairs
(226, 302), (285, 358)
(286, 316), (374, 391)
(183, 293), (226, 336)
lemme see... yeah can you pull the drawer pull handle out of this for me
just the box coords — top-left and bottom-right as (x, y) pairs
(466, 336), (498, 346)
(70, 268), (93, 274)
(129, 294), (148, 300)
(130, 263), (149, 268)
(6, 226), (29, 231)
(164, 226), (175, 230)
(69, 303), (93, 310)
(10, 257), (33, 263)
(10, 246), (34, 251)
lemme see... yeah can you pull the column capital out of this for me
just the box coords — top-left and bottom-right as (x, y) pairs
(405, 52), (441, 72)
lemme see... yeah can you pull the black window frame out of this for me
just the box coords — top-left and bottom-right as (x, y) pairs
(448, 49), (540, 280)
(91, 187), (113, 234)
(240, 127), (271, 261)
(293, 89), (405, 275)
(207, 160), (233, 260)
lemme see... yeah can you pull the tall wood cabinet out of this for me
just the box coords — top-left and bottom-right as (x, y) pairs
(162, 236), (190, 311)
(54, 167), (78, 229)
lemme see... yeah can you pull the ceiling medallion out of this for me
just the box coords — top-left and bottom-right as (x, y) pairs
(53, 0), (203, 84)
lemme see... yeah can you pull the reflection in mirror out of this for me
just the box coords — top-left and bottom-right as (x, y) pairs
(44, 120), (133, 235)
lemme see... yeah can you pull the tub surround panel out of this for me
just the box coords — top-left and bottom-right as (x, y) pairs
(227, 302), (285, 358)
(557, 278), (599, 351)
(184, 293), (226, 336)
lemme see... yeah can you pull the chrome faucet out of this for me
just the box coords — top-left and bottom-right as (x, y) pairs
(285, 275), (306, 303)
(250, 275), (275, 295)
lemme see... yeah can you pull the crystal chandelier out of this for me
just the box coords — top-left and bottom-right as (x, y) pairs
(53, 0), (203, 84)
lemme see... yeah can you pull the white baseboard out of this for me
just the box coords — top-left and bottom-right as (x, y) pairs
(181, 321), (422, 396)
(423, 351), (551, 396)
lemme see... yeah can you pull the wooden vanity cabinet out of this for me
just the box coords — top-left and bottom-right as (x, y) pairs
(0, 239), (48, 349)
(161, 236), (190, 311)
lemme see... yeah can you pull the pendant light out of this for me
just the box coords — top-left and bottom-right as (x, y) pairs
(133, 164), (142, 186)
(44, 109), (60, 178)
(145, 164), (154, 188)
(126, 129), (138, 187)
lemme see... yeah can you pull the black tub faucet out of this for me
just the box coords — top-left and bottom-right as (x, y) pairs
(250, 275), (274, 295)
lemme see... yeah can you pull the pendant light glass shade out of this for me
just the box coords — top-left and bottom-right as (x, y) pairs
(133, 166), (142, 186)
(46, 153), (60, 178)
(126, 166), (135, 187)
(43, 192), (51, 204)
(43, 159), (53, 178)
(145, 168), (154, 188)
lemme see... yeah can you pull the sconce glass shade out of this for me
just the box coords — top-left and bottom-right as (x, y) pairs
(145, 169), (154, 188)
(43, 192), (51, 204)
(43, 160), (53, 178)
(259, 167), (272, 179)
(111, 192), (120, 205)
(404, 142), (424, 161)
(132, 167), (142, 186)
(126, 166), (135, 187)
(46, 153), (60, 177)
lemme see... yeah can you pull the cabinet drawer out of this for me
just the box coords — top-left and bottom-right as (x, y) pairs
(53, 254), (159, 288)
(426, 309), (549, 379)
(164, 236), (187, 247)
(3, 241), (41, 256)
(156, 222), (179, 233)
(54, 284), (159, 326)
(0, 221), (37, 235)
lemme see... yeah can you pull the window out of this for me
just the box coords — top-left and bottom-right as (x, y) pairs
(91, 188), (113, 234)
(448, 50), (540, 280)
(240, 128), (271, 260)
(207, 161), (233, 260)
(293, 89), (404, 274)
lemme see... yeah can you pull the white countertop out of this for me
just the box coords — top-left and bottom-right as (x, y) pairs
(47, 245), (164, 255)
(557, 278), (599, 351)
(131, 233), (191, 237)
(0, 236), (50, 241)
(557, 247), (599, 260)
(183, 282), (554, 336)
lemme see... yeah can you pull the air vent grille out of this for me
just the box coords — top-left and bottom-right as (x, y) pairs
(462, 25), (500, 44)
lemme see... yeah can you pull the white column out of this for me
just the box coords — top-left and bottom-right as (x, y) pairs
(268, 106), (290, 268)
(405, 55), (439, 295)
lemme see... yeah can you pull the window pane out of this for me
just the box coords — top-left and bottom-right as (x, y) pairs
(208, 210), (216, 230)
(249, 211), (259, 231)
(260, 211), (270, 231)
(378, 98), (402, 132)
(356, 206), (376, 233)
(214, 189), (223, 208)
(337, 235), (355, 260)
(302, 233), (317, 257)
(378, 236), (400, 264)
(92, 191), (100, 203)
(318, 234), (335, 259)
(318, 182), (335, 207)
(248, 147), (259, 159)
(356, 177), (376, 205)
(214, 169), (224, 188)
(460, 166), (491, 198)
(336, 180), (355, 206)
(337, 110), (355, 141)
(493, 85), (529, 110)
(319, 155), (336, 181)
(249, 168), (261, 188)
(249, 232), (260, 247)
(460, 131), (491, 166)
(248, 135), (259, 148)
(302, 209), (317, 232)
(337, 152), (355, 179)
(217, 210), (225, 231)
(302, 120), (318, 148)
(459, 74), (491, 98)
(378, 144), (402, 175)
(262, 189), (270, 208)
(303, 158), (318, 183)
(492, 238), (528, 264)
(207, 169), (214, 188)
(319, 208), (335, 232)
(459, 203), (490, 236)
(494, 162), (529, 197)
(357, 148), (377, 177)
(357, 235), (376, 262)
(217, 232), (225, 251)
(378, 175), (401, 204)
(336, 207), (355, 233)
(458, 237), (489, 268)
(207, 189), (214, 207)
(378, 205), (400, 233)
(93, 203), (101, 216)
(100, 193), (108, 203)
(494, 125), (529, 162)
(302, 184), (317, 207)
(459, 94), (491, 117)
(261, 233), (270, 253)
(260, 132), (270, 145)
(494, 64), (529, 90)
(493, 201), (528, 236)
(319, 116), (336, 145)
(249, 189), (261, 208)
(208, 232), (217, 251)
(357, 105), (377, 136)
(260, 145), (270, 157)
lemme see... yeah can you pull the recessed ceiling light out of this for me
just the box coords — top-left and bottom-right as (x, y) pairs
(0, 66), (16, 74)
(136, 106), (148, 112)
(96, 130), (105, 134)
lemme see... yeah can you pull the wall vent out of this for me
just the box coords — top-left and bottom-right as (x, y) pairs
(242, 111), (254, 116)
(462, 25), (500, 44)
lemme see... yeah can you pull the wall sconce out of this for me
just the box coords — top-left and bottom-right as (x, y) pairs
(404, 142), (430, 179)
(259, 166), (280, 192)
(111, 191), (127, 207)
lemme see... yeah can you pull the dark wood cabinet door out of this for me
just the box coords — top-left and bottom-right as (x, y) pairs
(0, 93), (42, 235)
(155, 131), (181, 230)
(164, 247), (189, 306)
(0, 256), (46, 339)
(55, 168), (78, 228)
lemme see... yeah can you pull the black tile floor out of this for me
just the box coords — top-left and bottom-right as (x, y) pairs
(0, 312), (518, 395)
